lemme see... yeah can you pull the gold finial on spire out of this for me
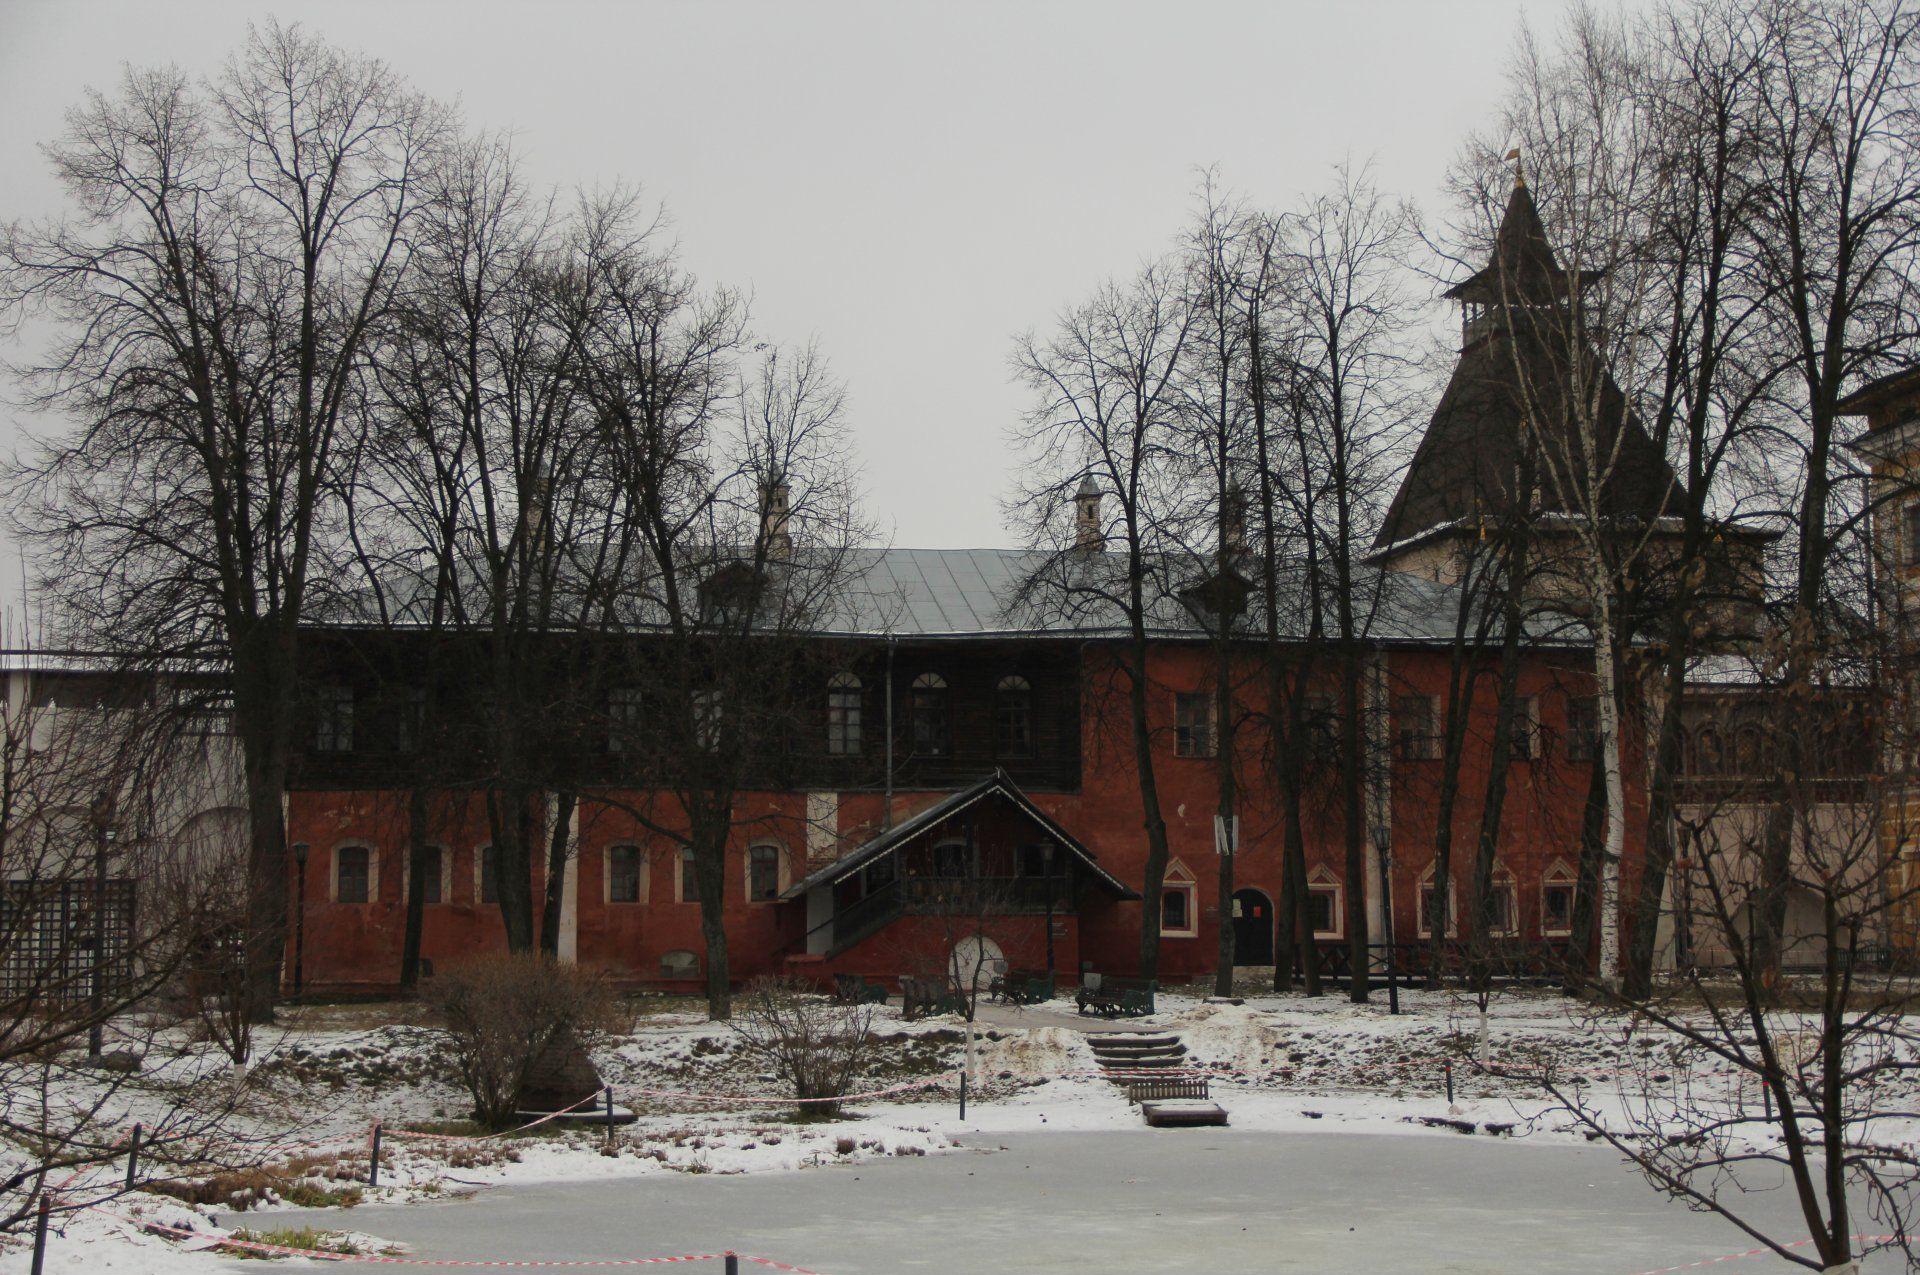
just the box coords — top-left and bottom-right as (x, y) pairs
(1505, 147), (1525, 188)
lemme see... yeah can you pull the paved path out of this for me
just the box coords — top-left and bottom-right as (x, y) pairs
(233, 1129), (1856, 1273)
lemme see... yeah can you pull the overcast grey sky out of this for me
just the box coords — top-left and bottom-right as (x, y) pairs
(0, 0), (1590, 612)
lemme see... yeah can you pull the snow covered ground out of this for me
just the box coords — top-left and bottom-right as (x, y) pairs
(0, 987), (1902, 1273)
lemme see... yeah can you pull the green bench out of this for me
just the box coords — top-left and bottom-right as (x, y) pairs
(1075, 975), (1156, 1018)
(900, 975), (965, 1020)
(833, 973), (888, 1005)
(989, 970), (1057, 1005)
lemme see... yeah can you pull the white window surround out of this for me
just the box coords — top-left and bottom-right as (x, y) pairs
(331, 843), (377, 904)
(1485, 870), (1519, 938)
(677, 848), (698, 904)
(1160, 859), (1199, 938)
(744, 842), (787, 904)
(1540, 860), (1577, 937)
(1416, 866), (1456, 939)
(1306, 866), (1343, 940)
(604, 844), (649, 905)
(399, 845), (452, 906)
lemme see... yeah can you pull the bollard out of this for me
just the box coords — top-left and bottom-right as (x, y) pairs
(959, 1069), (968, 1121)
(125, 1122), (143, 1193)
(604, 1086), (615, 1147)
(724, 1252), (740, 1275)
(30, 1193), (49, 1275)
(369, 1121), (383, 1188)
(1444, 1060), (1454, 1106)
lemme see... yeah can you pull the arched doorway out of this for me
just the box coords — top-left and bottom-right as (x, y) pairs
(1231, 888), (1274, 966)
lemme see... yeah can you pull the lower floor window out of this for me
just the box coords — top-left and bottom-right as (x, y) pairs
(1161, 885), (1194, 934)
(1542, 881), (1575, 934)
(1307, 888), (1336, 936)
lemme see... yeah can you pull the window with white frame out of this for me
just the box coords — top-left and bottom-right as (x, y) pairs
(1394, 694), (1439, 760)
(1508, 696), (1540, 760)
(1540, 862), (1576, 936)
(1306, 867), (1343, 939)
(1484, 872), (1518, 937)
(479, 845), (499, 905)
(403, 845), (448, 905)
(910, 673), (950, 756)
(1160, 860), (1198, 937)
(1174, 692), (1215, 758)
(606, 844), (645, 904)
(692, 688), (722, 752)
(677, 847), (698, 903)
(826, 673), (862, 755)
(607, 687), (643, 753)
(747, 843), (781, 902)
(995, 675), (1033, 757)
(1417, 868), (1456, 938)
(1904, 500), (1920, 565)
(1565, 695), (1599, 764)
(313, 686), (355, 753)
(334, 844), (374, 904)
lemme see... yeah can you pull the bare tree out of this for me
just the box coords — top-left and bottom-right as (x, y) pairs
(2, 23), (450, 1018)
(1008, 260), (1194, 984)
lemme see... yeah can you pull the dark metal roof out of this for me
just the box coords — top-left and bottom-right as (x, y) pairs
(779, 769), (1139, 900)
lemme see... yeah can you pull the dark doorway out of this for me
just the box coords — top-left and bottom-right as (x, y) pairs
(1231, 888), (1273, 967)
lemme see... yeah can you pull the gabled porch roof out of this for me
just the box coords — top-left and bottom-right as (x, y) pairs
(779, 769), (1138, 900)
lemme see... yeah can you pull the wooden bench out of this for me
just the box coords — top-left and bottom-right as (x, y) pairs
(833, 973), (888, 1006)
(900, 975), (964, 1020)
(989, 970), (1057, 1005)
(1075, 975), (1156, 1018)
(1127, 1076), (1209, 1105)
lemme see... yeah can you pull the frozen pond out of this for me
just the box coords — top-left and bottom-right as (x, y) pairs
(231, 1128), (1863, 1273)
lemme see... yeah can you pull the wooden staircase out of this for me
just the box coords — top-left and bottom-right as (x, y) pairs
(1089, 1031), (1228, 1128)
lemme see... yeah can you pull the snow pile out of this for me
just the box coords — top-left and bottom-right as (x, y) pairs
(978, 1026), (1087, 1078)
(1166, 1003), (1291, 1074)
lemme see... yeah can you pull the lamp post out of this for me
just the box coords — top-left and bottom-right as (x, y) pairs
(88, 823), (116, 1060)
(291, 842), (309, 999)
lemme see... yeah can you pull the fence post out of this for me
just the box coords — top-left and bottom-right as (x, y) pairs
(369, 1121), (383, 1188)
(1444, 1060), (1454, 1106)
(604, 1086), (615, 1147)
(724, 1252), (740, 1275)
(30, 1193), (49, 1275)
(125, 1122), (143, 1192)
(958, 1069), (968, 1121)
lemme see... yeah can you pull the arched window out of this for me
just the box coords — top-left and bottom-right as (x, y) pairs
(1690, 727), (1724, 776)
(995, 675), (1033, 757)
(910, 673), (950, 756)
(748, 843), (782, 902)
(932, 838), (970, 879)
(1733, 724), (1767, 776)
(333, 844), (374, 904)
(827, 673), (862, 755)
(606, 844), (645, 904)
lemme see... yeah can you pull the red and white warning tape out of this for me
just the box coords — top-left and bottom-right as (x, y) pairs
(385, 1091), (609, 1145)
(620, 1072), (958, 1105)
(1627, 1233), (1896, 1274)
(135, 1217), (828, 1271)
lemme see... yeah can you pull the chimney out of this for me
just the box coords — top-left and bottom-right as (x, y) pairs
(762, 479), (792, 560)
(1220, 481), (1247, 559)
(1073, 475), (1103, 552)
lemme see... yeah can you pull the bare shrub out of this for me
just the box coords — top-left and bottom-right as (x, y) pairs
(730, 978), (876, 1118)
(422, 953), (621, 1129)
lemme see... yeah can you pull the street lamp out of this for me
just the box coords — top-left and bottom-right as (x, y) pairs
(291, 842), (309, 999)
